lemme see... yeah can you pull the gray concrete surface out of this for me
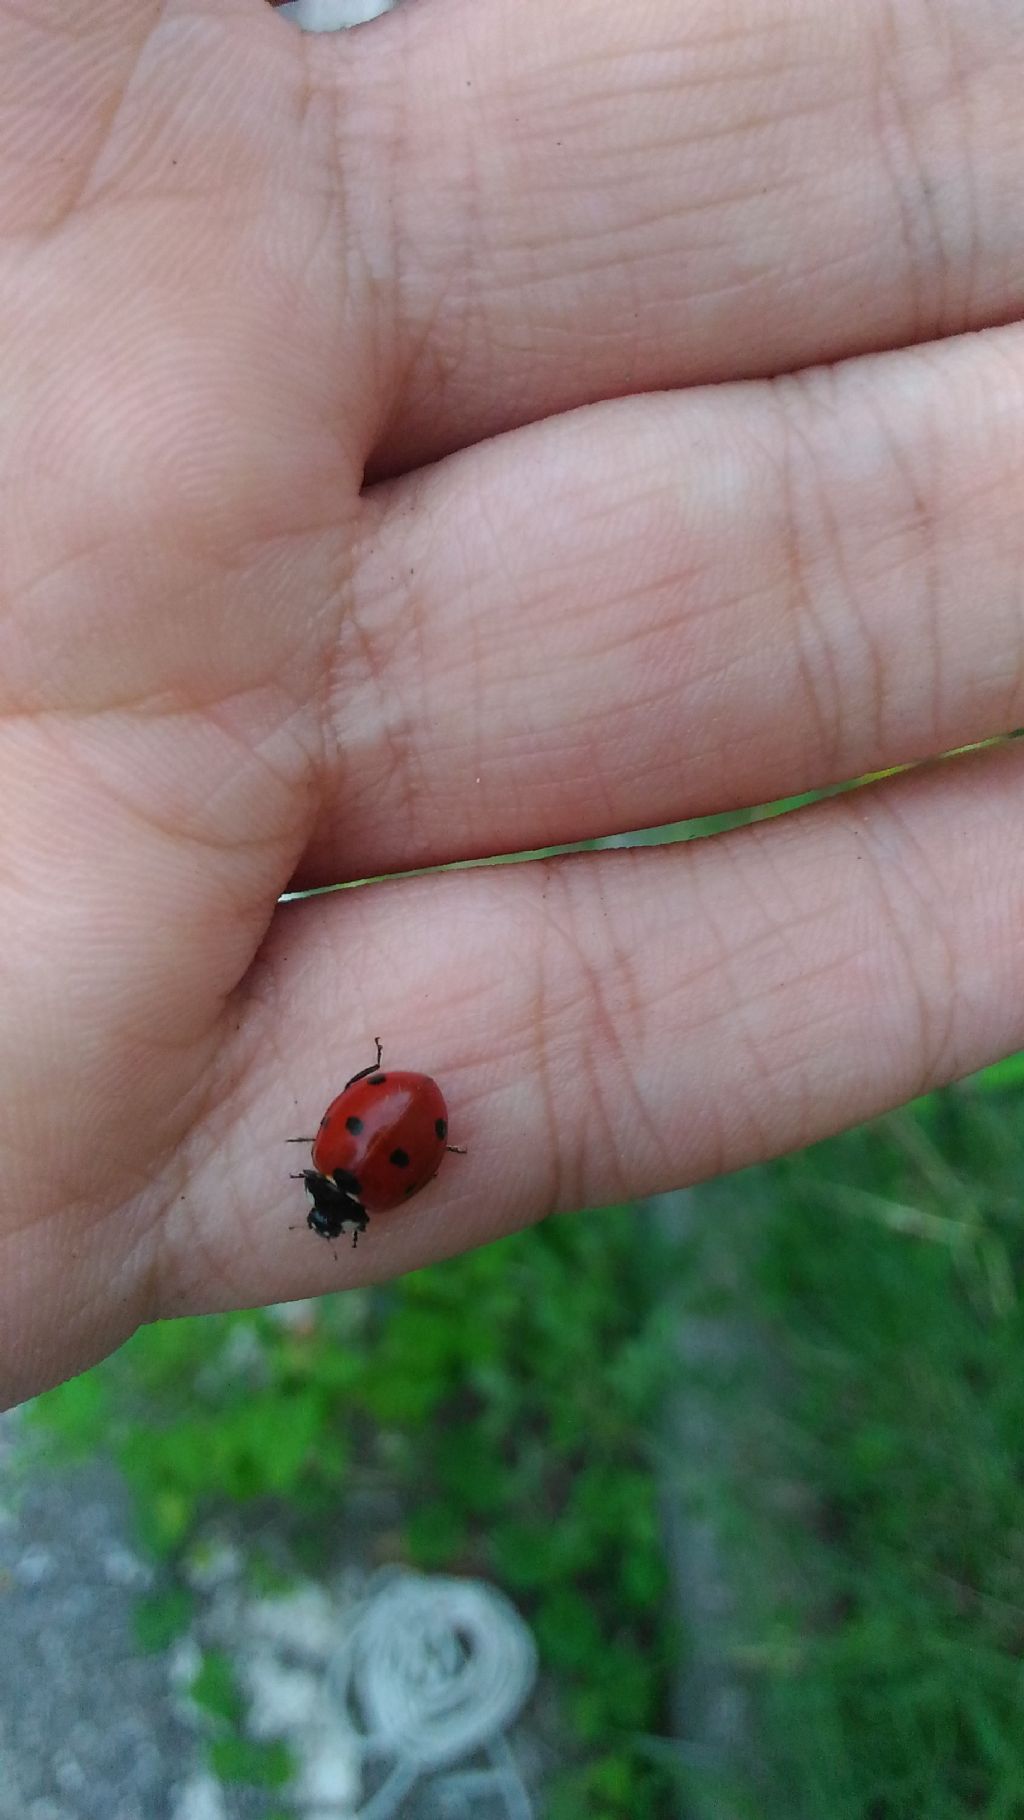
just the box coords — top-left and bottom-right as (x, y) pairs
(0, 1430), (201, 1820)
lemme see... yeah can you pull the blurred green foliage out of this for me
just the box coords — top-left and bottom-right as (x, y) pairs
(31, 1206), (678, 1819)
(133, 1586), (195, 1653)
(190, 1650), (247, 1726)
(208, 1736), (294, 1789)
(679, 1069), (1024, 1820)
(32, 1066), (1024, 1820)
(188, 1639), (294, 1794)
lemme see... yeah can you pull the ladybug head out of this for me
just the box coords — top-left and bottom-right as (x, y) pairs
(301, 1168), (368, 1243)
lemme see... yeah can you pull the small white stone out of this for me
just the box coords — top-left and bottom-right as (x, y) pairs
(244, 1653), (324, 1738)
(169, 1772), (229, 1820)
(13, 1544), (56, 1586)
(293, 1727), (361, 1808)
(184, 1540), (243, 1592)
(265, 1299), (318, 1330)
(168, 1636), (204, 1690)
(100, 1542), (153, 1589)
(245, 1586), (339, 1662)
(52, 1753), (86, 1795)
(197, 1324), (268, 1394)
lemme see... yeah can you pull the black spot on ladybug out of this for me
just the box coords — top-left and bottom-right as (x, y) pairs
(435, 1118), (447, 1141)
(390, 1147), (410, 1168)
(345, 1115), (364, 1135)
(369, 1073), (387, 1085)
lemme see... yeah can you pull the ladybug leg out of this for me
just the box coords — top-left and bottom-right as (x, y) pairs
(343, 1036), (384, 1090)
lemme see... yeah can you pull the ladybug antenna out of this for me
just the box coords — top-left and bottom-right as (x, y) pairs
(286, 1137), (315, 1145)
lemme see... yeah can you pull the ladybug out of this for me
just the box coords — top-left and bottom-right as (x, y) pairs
(291, 1040), (464, 1246)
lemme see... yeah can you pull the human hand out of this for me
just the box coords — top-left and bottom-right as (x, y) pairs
(2, 0), (1023, 1406)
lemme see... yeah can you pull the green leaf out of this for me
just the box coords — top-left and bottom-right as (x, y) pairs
(404, 1502), (468, 1569)
(618, 1540), (667, 1613)
(590, 1752), (641, 1806)
(434, 1429), (509, 1515)
(490, 1520), (561, 1591)
(208, 1736), (293, 1789)
(535, 1588), (604, 1673)
(29, 1367), (110, 1456)
(133, 1588), (194, 1653)
(190, 1651), (245, 1725)
(144, 1488), (197, 1555)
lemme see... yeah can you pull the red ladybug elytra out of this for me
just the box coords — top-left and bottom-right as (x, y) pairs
(291, 1041), (463, 1246)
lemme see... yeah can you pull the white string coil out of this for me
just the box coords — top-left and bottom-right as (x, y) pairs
(326, 1571), (538, 1819)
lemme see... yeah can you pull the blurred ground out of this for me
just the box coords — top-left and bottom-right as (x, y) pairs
(0, 1412), (545, 1820)
(0, 1413), (351, 1820)
(0, 1435), (207, 1820)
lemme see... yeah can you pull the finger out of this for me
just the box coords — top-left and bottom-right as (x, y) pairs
(0, 0), (288, 233)
(351, 0), (1024, 467)
(165, 738), (1024, 1316)
(300, 323), (1024, 881)
(6, 735), (1014, 1401)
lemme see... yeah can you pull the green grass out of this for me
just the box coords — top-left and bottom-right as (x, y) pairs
(679, 1070), (1024, 1820)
